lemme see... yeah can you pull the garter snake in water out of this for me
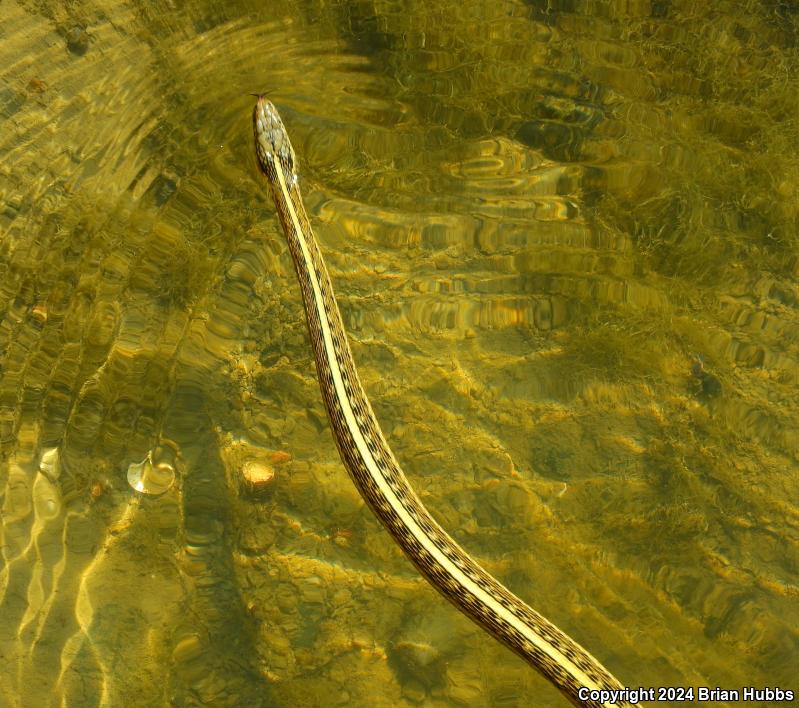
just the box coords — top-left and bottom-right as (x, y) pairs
(252, 96), (634, 707)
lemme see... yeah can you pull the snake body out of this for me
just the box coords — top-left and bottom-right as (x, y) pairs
(252, 97), (632, 707)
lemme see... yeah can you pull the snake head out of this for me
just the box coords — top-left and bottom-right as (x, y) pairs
(253, 96), (299, 188)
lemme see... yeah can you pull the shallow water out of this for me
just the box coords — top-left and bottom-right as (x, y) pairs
(1, 0), (798, 705)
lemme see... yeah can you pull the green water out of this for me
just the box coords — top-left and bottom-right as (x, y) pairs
(1, 0), (797, 706)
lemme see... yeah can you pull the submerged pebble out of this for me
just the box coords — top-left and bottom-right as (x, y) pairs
(33, 472), (61, 520)
(127, 442), (178, 495)
(240, 459), (276, 497)
(217, 433), (285, 498)
(388, 640), (446, 691)
(39, 447), (61, 481)
(64, 26), (90, 55)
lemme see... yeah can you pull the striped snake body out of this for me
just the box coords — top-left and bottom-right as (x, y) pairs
(252, 97), (631, 707)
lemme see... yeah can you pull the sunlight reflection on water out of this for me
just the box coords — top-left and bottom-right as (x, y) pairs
(1, 0), (798, 705)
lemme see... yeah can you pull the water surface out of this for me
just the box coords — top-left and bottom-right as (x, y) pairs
(1, 0), (798, 705)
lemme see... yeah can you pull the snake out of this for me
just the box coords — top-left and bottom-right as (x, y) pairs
(252, 96), (633, 707)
